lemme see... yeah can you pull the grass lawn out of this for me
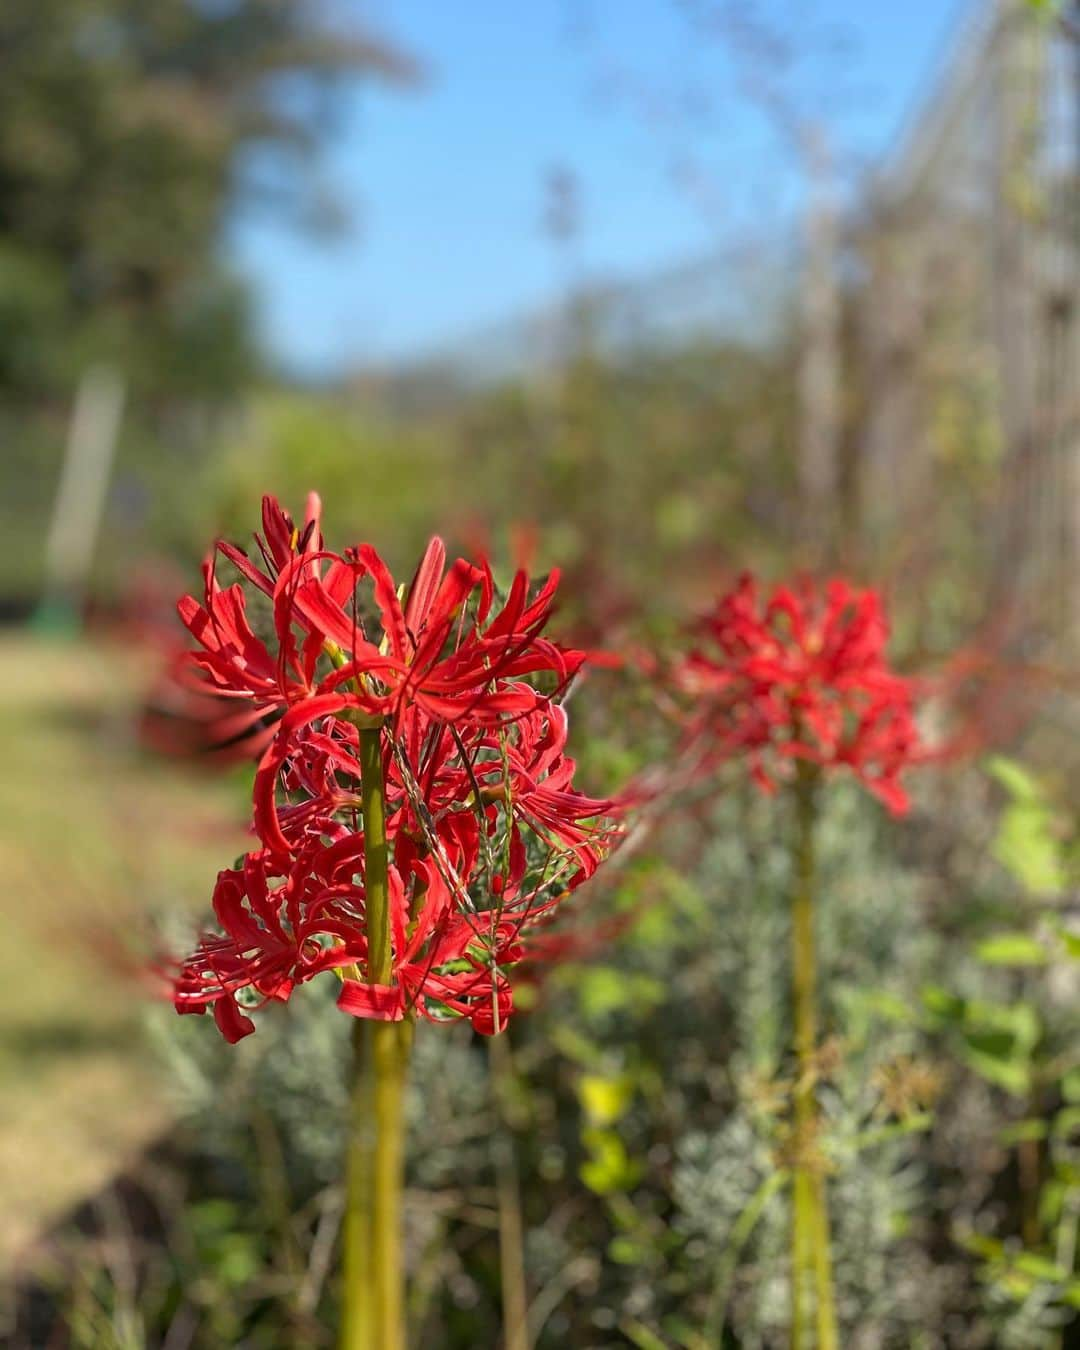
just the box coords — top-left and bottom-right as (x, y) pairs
(0, 635), (246, 1265)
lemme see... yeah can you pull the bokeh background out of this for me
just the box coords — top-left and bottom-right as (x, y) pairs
(1, 1), (1079, 1345)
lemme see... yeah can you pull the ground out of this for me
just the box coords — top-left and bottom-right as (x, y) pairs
(0, 636), (245, 1265)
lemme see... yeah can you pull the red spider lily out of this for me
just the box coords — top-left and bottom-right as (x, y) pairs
(286, 535), (587, 726)
(173, 767), (589, 1041)
(677, 573), (922, 813)
(172, 839), (368, 1042)
(173, 500), (384, 737)
(217, 491), (325, 595)
(453, 704), (619, 882)
(176, 500), (591, 853)
(336, 897), (524, 1036)
(169, 496), (624, 1040)
(175, 556), (326, 723)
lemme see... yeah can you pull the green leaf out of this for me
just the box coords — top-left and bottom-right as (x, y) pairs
(578, 1072), (636, 1126)
(1052, 1159), (1080, 1187)
(1057, 926), (1080, 960)
(963, 1052), (1030, 1096)
(619, 1318), (671, 1350)
(1051, 1106), (1080, 1140)
(1014, 1252), (1067, 1283)
(956, 1230), (1007, 1262)
(856, 989), (923, 1025)
(987, 756), (1043, 802)
(580, 1127), (642, 1195)
(996, 809), (1067, 893)
(999, 1119), (1049, 1146)
(850, 1113), (934, 1153)
(968, 999), (1041, 1050)
(576, 967), (666, 1020)
(922, 985), (967, 1024)
(608, 1235), (650, 1265)
(986, 758), (1067, 894)
(975, 933), (1049, 966)
(1039, 1178), (1067, 1230)
(957, 1003), (1041, 1096)
(550, 1025), (605, 1067)
(577, 966), (634, 1018)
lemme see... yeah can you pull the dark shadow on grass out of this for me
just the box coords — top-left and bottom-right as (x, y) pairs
(0, 1020), (138, 1064)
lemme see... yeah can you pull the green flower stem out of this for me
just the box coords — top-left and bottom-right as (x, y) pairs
(811, 1173), (837, 1350)
(371, 1016), (412, 1350)
(489, 1031), (531, 1350)
(360, 725), (392, 988)
(342, 1021), (375, 1350)
(790, 763), (838, 1350)
(790, 1168), (813, 1350)
(340, 724), (412, 1350)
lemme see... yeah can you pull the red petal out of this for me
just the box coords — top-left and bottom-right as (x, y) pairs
(357, 544), (409, 661)
(254, 694), (351, 855)
(214, 995), (256, 1042)
(403, 536), (447, 636)
(336, 980), (406, 1021)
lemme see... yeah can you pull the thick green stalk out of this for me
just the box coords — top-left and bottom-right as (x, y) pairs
(489, 1032), (531, 1350)
(340, 725), (412, 1350)
(360, 726), (392, 987)
(342, 1021), (375, 1350)
(790, 1168), (813, 1350)
(811, 1172), (838, 1349)
(790, 765), (838, 1350)
(371, 1017), (412, 1350)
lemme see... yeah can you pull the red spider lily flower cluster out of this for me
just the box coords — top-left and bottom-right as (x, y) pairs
(676, 573), (922, 814)
(170, 495), (622, 1041)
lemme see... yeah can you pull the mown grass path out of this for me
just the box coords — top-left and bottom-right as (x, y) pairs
(0, 636), (244, 1265)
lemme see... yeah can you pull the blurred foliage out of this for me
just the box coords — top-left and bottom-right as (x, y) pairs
(2, 4), (1076, 1344)
(186, 394), (465, 573)
(161, 331), (800, 625)
(0, 0), (414, 605)
(0, 0), (412, 404)
(0, 331), (802, 611)
(16, 756), (1080, 1346)
(948, 762), (1080, 1347)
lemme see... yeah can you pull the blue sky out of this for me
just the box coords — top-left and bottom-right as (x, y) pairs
(228, 0), (971, 376)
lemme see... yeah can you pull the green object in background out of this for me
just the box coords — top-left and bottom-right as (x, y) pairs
(29, 596), (80, 638)
(986, 755), (1069, 896)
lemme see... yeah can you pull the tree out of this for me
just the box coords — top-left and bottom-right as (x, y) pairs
(0, 0), (417, 404)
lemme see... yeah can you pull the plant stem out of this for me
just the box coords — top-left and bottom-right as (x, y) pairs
(790, 1167), (813, 1350)
(372, 1017), (412, 1350)
(1019, 1086), (1043, 1248)
(790, 764), (838, 1350)
(706, 1170), (789, 1342)
(489, 1032), (531, 1350)
(810, 1173), (837, 1350)
(360, 726), (392, 988)
(342, 1020), (375, 1350)
(340, 724), (412, 1350)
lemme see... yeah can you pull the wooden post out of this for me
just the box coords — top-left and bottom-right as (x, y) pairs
(39, 366), (125, 631)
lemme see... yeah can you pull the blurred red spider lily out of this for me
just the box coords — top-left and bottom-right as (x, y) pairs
(141, 656), (281, 762)
(676, 573), (922, 813)
(168, 496), (624, 1040)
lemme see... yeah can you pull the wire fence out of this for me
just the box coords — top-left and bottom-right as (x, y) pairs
(847, 0), (1079, 653)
